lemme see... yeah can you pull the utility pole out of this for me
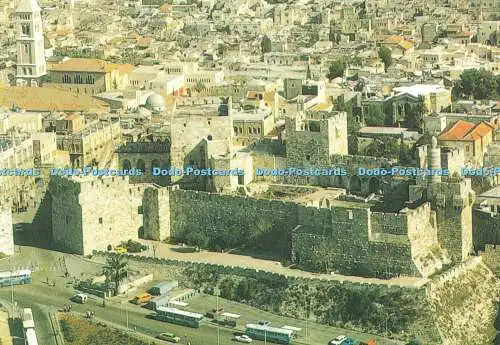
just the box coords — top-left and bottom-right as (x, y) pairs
(9, 257), (14, 318)
(216, 290), (220, 345)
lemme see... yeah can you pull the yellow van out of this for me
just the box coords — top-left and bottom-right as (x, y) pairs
(114, 246), (127, 254)
(158, 332), (180, 343)
(133, 293), (152, 305)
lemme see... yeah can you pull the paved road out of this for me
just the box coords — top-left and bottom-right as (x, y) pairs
(0, 283), (272, 345)
(0, 247), (404, 345)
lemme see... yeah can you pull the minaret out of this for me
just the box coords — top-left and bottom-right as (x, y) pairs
(15, 0), (47, 87)
(428, 136), (442, 184)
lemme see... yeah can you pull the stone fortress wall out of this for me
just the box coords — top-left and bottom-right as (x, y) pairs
(50, 173), (450, 278)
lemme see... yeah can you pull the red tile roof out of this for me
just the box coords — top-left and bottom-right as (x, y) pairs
(463, 122), (495, 140)
(439, 120), (493, 141)
(439, 120), (474, 141)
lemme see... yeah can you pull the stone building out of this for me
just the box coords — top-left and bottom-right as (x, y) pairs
(438, 120), (495, 167)
(0, 207), (13, 256)
(49, 175), (146, 255)
(57, 120), (122, 168)
(32, 132), (57, 167)
(169, 97), (233, 185)
(388, 84), (452, 126)
(285, 110), (348, 167)
(0, 109), (43, 134)
(46, 57), (134, 95)
(117, 141), (171, 185)
(0, 134), (36, 208)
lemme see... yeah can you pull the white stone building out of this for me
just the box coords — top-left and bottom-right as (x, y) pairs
(0, 208), (14, 256)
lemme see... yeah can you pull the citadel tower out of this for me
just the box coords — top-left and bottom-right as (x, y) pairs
(426, 137), (475, 263)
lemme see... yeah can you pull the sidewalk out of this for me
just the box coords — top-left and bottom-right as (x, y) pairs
(0, 310), (13, 345)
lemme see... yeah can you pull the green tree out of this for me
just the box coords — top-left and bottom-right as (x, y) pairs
(103, 255), (129, 296)
(454, 68), (498, 100)
(235, 279), (251, 301)
(378, 46), (392, 71)
(364, 138), (400, 158)
(365, 105), (386, 126)
(184, 230), (210, 248)
(326, 55), (362, 81)
(261, 35), (272, 54)
(488, 31), (498, 46)
(327, 59), (346, 80)
(402, 96), (426, 131)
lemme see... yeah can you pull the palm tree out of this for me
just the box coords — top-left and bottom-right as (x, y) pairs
(103, 255), (128, 296)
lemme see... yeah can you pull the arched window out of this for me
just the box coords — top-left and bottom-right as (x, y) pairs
(136, 159), (146, 171)
(151, 159), (160, 169)
(122, 159), (132, 170)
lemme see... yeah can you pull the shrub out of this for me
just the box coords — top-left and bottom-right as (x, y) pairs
(59, 319), (76, 342)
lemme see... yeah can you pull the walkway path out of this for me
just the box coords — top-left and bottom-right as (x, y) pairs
(137, 240), (429, 288)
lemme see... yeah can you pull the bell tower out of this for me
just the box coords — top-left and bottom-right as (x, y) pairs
(15, 0), (47, 86)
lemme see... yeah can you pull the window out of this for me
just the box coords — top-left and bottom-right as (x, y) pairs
(21, 24), (30, 36)
(63, 74), (71, 83)
(99, 217), (103, 224)
(74, 74), (83, 84)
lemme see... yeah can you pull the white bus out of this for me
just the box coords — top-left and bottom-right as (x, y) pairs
(22, 308), (39, 345)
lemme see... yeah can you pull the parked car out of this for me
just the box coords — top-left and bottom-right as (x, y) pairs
(328, 335), (347, 345)
(114, 246), (127, 254)
(72, 293), (87, 304)
(157, 332), (180, 343)
(258, 320), (270, 326)
(206, 306), (224, 318)
(234, 334), (252, 343)
(340, 337), (356, 345)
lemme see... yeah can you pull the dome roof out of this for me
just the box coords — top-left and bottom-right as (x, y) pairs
(145, 93), (165, 112)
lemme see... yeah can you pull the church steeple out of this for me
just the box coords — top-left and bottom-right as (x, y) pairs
(15, 0), (46, 86)
(306, 63), (312, 80)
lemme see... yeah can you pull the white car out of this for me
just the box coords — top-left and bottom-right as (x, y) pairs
(329, 335), (347, 345)
(234, 335), (253, 343)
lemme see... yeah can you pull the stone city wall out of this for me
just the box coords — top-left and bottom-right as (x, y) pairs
(168, 189), (298, 257)
(472, 209), (500, 249)
(426, 257), (499, 345)
(292, 205), (422, 277)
